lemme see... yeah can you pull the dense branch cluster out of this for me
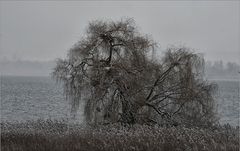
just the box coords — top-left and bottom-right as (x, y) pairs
(53, 18), (217, 127)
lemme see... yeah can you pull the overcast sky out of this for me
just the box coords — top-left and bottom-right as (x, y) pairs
(0, 1), (239, 63)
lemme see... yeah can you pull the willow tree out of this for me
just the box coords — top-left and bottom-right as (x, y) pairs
(53, 18), (217, 127)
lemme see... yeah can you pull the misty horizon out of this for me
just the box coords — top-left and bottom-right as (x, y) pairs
(0, 1), (239, 77)
(0, 1), (239, 63)
(0, 59), (239, 77)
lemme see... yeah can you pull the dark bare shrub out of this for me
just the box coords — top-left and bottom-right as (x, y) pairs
(52, 18), (217, 127)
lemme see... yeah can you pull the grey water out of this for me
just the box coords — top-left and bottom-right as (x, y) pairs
(1, 76), (69, 122)
(1, 76), (239, 126)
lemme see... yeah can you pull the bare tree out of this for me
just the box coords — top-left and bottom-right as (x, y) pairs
(52, 18), (217, 127)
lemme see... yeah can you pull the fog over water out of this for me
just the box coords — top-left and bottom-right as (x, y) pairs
(1, 59), (239, 79)
(0, 1), (239, 63)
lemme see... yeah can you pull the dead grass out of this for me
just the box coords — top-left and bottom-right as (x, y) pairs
(1, 120), (239, 151)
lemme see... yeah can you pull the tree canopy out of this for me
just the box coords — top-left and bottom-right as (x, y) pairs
(53, 18), (217, 127)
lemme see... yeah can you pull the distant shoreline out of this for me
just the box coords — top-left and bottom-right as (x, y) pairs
(207, 77), (239, 82)
(0, 75), (52, 78)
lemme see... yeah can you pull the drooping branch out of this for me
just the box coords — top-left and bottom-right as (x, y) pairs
(145, 63), (178, 101)
(107, 44), (113, 65)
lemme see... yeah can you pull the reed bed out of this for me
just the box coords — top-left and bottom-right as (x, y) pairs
(1, 120), (239, 151)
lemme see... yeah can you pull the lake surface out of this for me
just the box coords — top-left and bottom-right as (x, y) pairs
(1, 76), (239, 126)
